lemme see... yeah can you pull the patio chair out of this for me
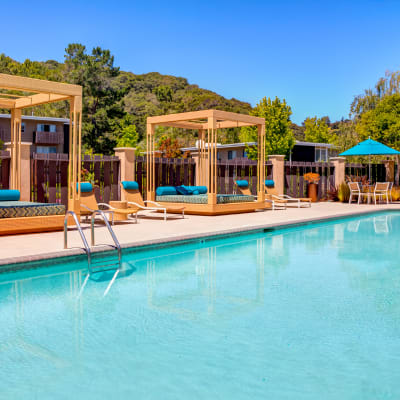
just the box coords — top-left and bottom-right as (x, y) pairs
(120, 181), (185, 221)
(374, 182), (390, 204)
(79, 182), (141, 223)
(348, 182), (372, 204)
(234, 180), (280, 210)
(265, 181), (311, 208)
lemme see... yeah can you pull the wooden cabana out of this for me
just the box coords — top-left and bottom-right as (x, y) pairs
(0, 73), (82, 234)
(147, 110), (266, 215)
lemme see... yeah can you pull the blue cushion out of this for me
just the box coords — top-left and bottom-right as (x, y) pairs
(265, 180), (275, 187)
(156, 186), (178, 196)
(176, 185), (191, 195)
(236, 180), (249, 188)
(0, 190), (20, 201)
(78, 182), (93, 193)
(192, 190), (200, 195)
(122, 181), (139, 190)
(181, 185), (208, 194)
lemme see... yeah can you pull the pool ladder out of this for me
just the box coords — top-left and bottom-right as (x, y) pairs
(64, 210), (122, 285)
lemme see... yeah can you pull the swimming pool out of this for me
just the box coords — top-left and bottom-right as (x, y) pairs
(0, 211), (399, 399)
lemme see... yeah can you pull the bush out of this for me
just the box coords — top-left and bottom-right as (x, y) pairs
(338, 181), (350, 202)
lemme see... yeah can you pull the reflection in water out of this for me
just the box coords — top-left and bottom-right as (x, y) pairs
(146, 239), (266, 320)
(1, 212), (400, 399)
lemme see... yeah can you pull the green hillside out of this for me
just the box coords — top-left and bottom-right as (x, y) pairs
(0, 45), (251, 153)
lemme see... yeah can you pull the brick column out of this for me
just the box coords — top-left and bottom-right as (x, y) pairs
(114, 147), (136, 200)
(5, 142), (31, 201)
(269, 155), (285, 195)
(330, 157), (346, 188)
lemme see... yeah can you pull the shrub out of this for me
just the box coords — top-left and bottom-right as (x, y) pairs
(338, 181), (350, 202)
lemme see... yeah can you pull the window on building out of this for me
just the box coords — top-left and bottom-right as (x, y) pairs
(36, 146), (57, 154)
(228, 150), (233, 160)
(37, 124), (57, 133)
(315, 147), (328, 162)
(21, 123), (25, 133)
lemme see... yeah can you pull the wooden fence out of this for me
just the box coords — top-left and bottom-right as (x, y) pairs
(31, 153), (120, 206)
(135, 156), (196, 199)
(284, 161), (335, 200)
(0, 150), (10, 189)
(217, 159), (273, 195)
(345, 163), (386, 183)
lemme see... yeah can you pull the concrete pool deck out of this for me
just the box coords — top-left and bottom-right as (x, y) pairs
(1, 202), (400, 266)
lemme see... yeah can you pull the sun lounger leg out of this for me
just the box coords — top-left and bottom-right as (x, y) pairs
(182, 210), (185, 219)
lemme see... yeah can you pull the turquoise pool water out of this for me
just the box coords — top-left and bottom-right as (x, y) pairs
(1, 212), (400, 399)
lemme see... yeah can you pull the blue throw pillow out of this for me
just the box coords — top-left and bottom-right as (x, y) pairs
(176, 185), (190, 195)
(191, 186), (207, 194)
(122, 181), (139, 190)
(265, 180), (275, 188)
(0, 189), (20, 201)
(192, 190), (200, 195)
(78, 182), (93, 193)
(236, 180), (249, 188)
(156, 186), (178, 196)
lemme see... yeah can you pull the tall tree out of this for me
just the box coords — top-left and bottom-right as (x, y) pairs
(355, 93), (400, 150)
(303, 116), (335, 144)
(64, 44), (126, 154)
(240, 97), (295, 159)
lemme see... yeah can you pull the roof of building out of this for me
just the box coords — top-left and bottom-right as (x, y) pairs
(0, 113), (69, 123)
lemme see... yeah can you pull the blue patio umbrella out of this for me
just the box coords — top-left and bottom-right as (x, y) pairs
(340, 138), (400, 181)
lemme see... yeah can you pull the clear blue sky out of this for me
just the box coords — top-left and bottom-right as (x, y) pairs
(2, 0), (400, 123)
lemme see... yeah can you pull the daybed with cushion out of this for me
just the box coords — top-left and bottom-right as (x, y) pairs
(0, 190), (66, 235)
(153, 185), (264, 216)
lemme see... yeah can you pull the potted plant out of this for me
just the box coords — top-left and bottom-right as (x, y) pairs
(304, 172), (320, 202)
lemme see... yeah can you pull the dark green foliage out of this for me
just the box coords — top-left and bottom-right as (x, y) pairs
(0, 46), (251, 154)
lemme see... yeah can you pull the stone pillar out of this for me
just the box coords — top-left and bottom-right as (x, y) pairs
(330, 157), (346, 188)
(114, 147), (136, 200)
(269, 155), (285, 195)
(5, 142), (31, 201)
(384, 160), (394, 182)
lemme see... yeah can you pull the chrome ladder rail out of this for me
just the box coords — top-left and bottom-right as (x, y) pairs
(64, 211), (92, 269)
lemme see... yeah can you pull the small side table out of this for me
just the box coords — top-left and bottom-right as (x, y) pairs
(109, 200), (129, 221)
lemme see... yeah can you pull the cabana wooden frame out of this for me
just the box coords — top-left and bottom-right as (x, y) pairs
(0, 73), (82, 234)
(147, 110), (266, 215)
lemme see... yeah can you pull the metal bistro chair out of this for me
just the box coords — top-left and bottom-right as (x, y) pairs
(374, 182), (390, 204)
(348, 182), (372, 204)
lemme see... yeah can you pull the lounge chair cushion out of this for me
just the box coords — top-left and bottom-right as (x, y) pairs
(0, 190), (20, 201)
(0, 201), (65, 218)
(122, 181), (139, 191)
(235, 180), (249, 188)
(265, 180), (275, 187)
(156, 186), (178, 196)
(78, 182), (93, 193)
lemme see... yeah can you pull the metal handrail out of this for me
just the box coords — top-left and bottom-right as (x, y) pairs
(90, 210), (122, 266)
(64, 211), (91, 268)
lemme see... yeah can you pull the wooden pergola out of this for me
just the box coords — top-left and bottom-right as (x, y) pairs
(147, 110), (266, 215)
(0, 73), (82, 212)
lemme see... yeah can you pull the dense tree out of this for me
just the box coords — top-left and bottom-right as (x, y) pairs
(355, 93), (400, 150)
(64, 44), (126, 154)
(303, 116), (336, 144)
(351, 70), (400, 119)
(116, 115), (139, 148)
(240, 97), (295, 159)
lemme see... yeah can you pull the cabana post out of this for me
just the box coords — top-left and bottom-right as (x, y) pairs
(146, 110), (266, 215)
(0, 73), (83, 234)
